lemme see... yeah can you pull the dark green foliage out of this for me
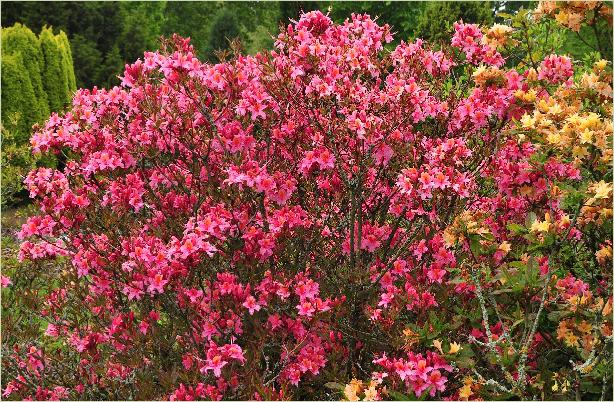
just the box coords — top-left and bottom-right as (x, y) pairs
(415, 1), (494, 44)
(1, 23), (49, 116)
(39, 26), (68, 112)
(325, 1), (426, 42)
(279, 1), (319, 24)
(69, 34), (103, 88)
(98, 45), (124, 88)
(117, 1), (166, 63)
(208, 8), (242, 57)
(2, 2), (127, 88)
(1, 52), (40, 138)
(162, 1), (218, 57)
(560, 21), (613, 63)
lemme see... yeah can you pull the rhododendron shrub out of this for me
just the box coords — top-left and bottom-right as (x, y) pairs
(3, 7), (612, 401)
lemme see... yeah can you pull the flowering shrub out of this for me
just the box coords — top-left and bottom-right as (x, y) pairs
(3, 4), (612, 401)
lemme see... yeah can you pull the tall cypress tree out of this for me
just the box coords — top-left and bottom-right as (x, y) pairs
(57, 30), (77, 94)
(1, 23), (49, 117)
(40, 26), (68, 112)
(1, 52), (40, 141)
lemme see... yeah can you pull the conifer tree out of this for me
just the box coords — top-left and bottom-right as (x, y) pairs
(1, 23), (49, 116)
(40, 26), (68, 112)
(1, 52), (40, 141)
(57, 30), (77, 94)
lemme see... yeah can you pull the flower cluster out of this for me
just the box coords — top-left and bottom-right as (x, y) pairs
(535, 1), (613, 32)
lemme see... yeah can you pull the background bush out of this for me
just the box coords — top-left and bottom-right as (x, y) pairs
(1, 23), (76, 206)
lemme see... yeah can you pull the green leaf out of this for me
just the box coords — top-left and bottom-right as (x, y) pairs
(491, 287), (516, 295)
(508, 261), (526, 269)
(526, 212), (537, 227)
(470, 236), (482, 257)
(456, 355), (476, 369)
(507, 223), (527, 234)
(496, 12), (513, 19)
(324, 382), (345, 391)
(547, 310), (573, 321)
(389, 390), (416, 400)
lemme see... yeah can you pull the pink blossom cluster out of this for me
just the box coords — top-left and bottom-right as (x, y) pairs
(538, 54), (574, 84)
(374, 351), (453, 397)
(451, 22), (505, 67)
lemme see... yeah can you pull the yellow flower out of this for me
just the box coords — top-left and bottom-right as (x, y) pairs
(403, 327), (420, 348)
(555, 10), (569, 25)
(602, 299), (613, 316)
(595, 59), (608, 71)
(520, 185), (534, 196)
(363, 385), (377, 401)
(581, 113), (601, 130)
(459, 384), (473, 400)
(557, 322), (569, 341)
(577, 320), (593, 334)
(483, 24), (514, 47)
(572, 146), (589, 158)
(523, 89), (537, 102)
(449, 342), (462, 354)
(596, 245), (612, 265)
(345, 380), (363, 401)
(557, 214), (571, 227)
(566, 113), (582, 125)
(566, 11), (583, 32)
(472, 65), (487, 79)
(443, 228), (458, 247)
(526, 68), (538, 82)
(581, 334), (595, 353)
(564, 331), (580, 348)
(546, 132), (561, 145)
(593, 181), (612, 199)
(538, 99), (551, 113)
(579, 128), (593, 144)
(548, 103), (563, 115)
(531, 220), (550, 233)
(432, 339), (444, 354)
(520, 113), (536, 129)
(498, 241), (511, 254)
(582, 72), (600, 88)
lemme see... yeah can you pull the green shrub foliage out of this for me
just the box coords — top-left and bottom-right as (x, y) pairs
(1, 52), (40, 139)
(40, 26), (68, 112)
(415, 1), (494, 44)
(1, 23), (77, 205)
(1, 23), (48, 118)
(56, 30), (77, 95)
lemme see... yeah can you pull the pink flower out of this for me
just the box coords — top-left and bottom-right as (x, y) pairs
(427, 369), (447, 396)
(204, 355), (227, 377)
(1, 275), (12, 288)
(427, 267), (447, 284)
(410, 359), (432, 381)
(297, 301), (316, 317)
(45, 323), (59, 337)
(538, 54), (573, 84)
(242, 295), (261, 315)
(147, 274), (168, 294)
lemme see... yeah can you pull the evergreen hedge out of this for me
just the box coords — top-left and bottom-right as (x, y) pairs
(1, 23), (77, 206)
